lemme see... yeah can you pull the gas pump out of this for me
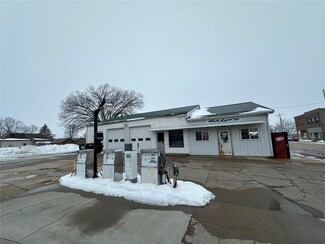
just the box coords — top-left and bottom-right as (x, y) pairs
(102, 151), (116, 180)
(124, 143), (138, 183)
(76, 150), (88, 178)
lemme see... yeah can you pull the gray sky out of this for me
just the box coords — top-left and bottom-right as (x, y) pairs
(1, 1), (325, 138)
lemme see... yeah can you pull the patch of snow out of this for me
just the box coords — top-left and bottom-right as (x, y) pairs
(291, 152), (325, 163)
(316, 140), (325, 144)
(188, 108), (213, 120)
(0, 144), (79, 160)
(59, 174), (215, 207)
(0, 138), (30, 141)
(241, 107), (274, 115)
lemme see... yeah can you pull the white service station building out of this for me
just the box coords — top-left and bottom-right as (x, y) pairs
(86, 102), (275, 157)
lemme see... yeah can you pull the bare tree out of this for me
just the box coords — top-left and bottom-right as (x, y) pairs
(23, 124), (39, 133)
(59, 84), (144, 134)
(0, 117), (25, 137)
(274, 118), (296, 135)
(64, 124), (78, 138)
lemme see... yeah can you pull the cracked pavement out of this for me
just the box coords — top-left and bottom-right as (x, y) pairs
(1, 155), (325, 244)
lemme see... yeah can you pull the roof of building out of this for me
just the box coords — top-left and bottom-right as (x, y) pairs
(2, 133), (52, 140)
(100, 104), (199, 124)
(207, 102), (274, 117)
(52, 138), (74, 144)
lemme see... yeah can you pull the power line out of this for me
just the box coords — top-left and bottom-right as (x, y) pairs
(274, 101), (325, 109)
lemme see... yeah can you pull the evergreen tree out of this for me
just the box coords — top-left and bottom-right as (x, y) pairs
(39, 124), (53, 137)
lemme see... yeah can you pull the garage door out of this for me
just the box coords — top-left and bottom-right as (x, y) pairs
(130, 126), (152, 151)
(106, 128), (125, 151)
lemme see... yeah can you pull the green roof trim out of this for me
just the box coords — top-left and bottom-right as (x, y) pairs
(207, 102), (274, 116)
(100, 105), (199, 124)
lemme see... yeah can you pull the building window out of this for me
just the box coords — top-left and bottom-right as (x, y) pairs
(145, 138), (151, 141)
(138, 138), (143, 141)
(169, 130), (184, 148)
(120, 139), (125, 142)
(108, 139), (113, 142)
(315, 117), (319, 124)
(114, 139), (118, 142)
(131, 138), (136, 142)
(196, 131), (209, 141)
(157, 133), (164, 142)
(241, 128), (259, 140)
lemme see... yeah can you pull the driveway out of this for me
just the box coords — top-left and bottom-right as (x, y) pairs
(1, 155), (325, 244)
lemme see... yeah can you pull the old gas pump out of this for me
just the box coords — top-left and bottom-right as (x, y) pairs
(124, 143), (138, 183)
(102, 150), (116, 180)
(76, 150), (87, 178)
(141, 149), (159, 185)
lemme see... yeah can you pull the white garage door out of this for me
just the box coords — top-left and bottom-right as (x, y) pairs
(130, 126), (153, 151)
(106, 128), (125, 151)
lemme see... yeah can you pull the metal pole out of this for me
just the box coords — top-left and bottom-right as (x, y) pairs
(93, 108), (100, 178)
(93, 98), (106, 179)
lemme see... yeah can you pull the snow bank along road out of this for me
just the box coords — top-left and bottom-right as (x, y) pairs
(1, 154), (325, 244)
(289, 141), (325, 161)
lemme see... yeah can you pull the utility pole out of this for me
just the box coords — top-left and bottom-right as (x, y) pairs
(276, 113), (284, 132)
(322, 89), (325, 100)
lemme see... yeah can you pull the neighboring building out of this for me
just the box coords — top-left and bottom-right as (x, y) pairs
(86, 102), (275, 157)
(294, 114), (307, 139)
(52, 138), (75, 145)
(0, 133), (52, 148)
(294, 108), (325, 140)
(73, 138), (86, 145)
(0, 138), (32, 148)
(52, 138), (86, 145)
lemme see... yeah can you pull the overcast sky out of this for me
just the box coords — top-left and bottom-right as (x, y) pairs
(1, 1), (324, 138)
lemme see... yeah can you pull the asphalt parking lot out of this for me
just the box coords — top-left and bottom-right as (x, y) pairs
(1, 154), (325, 244)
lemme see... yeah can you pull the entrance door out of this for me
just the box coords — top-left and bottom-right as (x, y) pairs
(218, 130), (232, 155)
(157, 132), (165, 153)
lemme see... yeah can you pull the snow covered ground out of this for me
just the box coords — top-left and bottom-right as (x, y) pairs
(60, 173), (215, 207)
(0, 144), (79, 161)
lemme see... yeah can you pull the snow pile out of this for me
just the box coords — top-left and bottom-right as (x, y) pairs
(241, 107), (274, 115)
(60, 174), (215, 207)
(316, 140), (325, 144)
(188, 108), (213, 120)
(0, 144), (79, 160)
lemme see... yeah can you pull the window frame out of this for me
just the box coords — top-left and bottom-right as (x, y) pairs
(168, 130), (184, 148)
(195, 131), (209, 141)
(241, 128), (260, 140)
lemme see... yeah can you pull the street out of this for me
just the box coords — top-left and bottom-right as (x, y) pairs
(1, 150), (325, 244)
(289, 142), (325, 160)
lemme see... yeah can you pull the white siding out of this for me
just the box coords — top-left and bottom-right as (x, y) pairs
(231, 123), (273, 156)
(188, 128), (219, 155)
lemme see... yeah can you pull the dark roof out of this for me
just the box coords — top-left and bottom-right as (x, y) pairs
(2, 133), (52, 140)
(52, 138), (74, 144)
(100, 105), (199, 124)
(207, 102), (274, 116)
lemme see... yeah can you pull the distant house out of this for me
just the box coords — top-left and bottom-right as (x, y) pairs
(52, 138), (86, 145)
(0, 133), (52, 148)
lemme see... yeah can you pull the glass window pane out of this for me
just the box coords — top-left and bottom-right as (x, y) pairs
(241, 129), (249, 139)
(203, 132), (209, 140)
(196, 132), (202, 141)
(249, 128), (259, 139)
(169, 130), (184, 148)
